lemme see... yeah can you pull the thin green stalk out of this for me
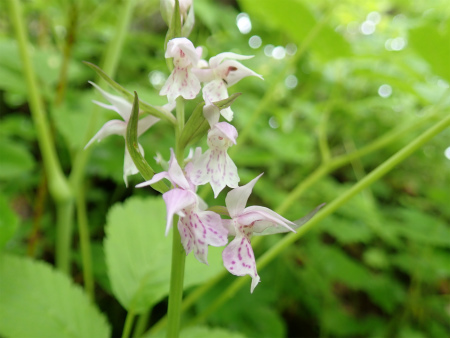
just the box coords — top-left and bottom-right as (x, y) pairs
(189, 112), (450, 326)
(76, 183), (94, 300)
(166, 93), (186, 338)
(166, 216), (186, 338)
(8, 0), (73, 274)
(134, 308), (152, 337)
(55, 200), (74, 273)
(121, 310), (136, 338)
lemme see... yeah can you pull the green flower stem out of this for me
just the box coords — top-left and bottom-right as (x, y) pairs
(121, 309), (136, 338)
(167, 216), (186, 338)
(8, 0), (73, 274)
(76, 184), (94, 300)
(166, 94), (187, 338)
(188, 112), (450, 327)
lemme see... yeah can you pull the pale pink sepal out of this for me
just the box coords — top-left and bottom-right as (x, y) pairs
(225, 173), (263, 218)
(84, 120), (126, 149)
(162, 189), (197, 236)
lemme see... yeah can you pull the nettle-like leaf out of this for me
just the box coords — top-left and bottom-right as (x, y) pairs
(104, 196), (225, 314)
(0, 254), (111, 338)
(146, 326), (247, 338)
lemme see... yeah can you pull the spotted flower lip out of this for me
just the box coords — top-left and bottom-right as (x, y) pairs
(136, 149), (228, 263)
(85, 81), (159, 187)
(222, 174), (296, 292)
(191, 122), (239, 197)
(160, 38), (201, 103)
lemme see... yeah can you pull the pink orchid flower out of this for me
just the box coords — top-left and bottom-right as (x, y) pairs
(85, 82), (159, 187)
(193, 52), (263, 124)
(222, 174), (296, 292)
(136, 149), (228, 264)
(191, 122), (239, 197)
(160, 38), (201, 103)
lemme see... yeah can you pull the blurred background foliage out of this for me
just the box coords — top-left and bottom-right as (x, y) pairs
(0, 0), (449, 337)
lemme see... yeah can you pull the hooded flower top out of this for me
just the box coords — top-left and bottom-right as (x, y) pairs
(191, 122), (239, 197)
(222, 174), (296, 292)
(85, 81), (159, 187)
(193, 52), (263, 124)
(160, 38), (202, 103)
(136, 149), (228, 264)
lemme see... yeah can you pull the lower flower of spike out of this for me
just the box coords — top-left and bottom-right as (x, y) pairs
(178, 207), (228, 264)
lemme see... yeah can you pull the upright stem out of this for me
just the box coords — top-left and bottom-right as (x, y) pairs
(8, 0), (73, 274)
(166, 96), (187, 338)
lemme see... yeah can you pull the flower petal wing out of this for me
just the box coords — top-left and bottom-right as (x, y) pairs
(222, 231), (260, 293)
(137, 115), (160, 137)
(162, 189), (197, 236)
(167, 148), (191, 190)
(225, 173), (263, 218)
(84, 120), (126, 149)
(240, 205), (296, 233)
(89, 81), (132, 120)
(209, 52), (254, 68)
(217, 60), (264, 87)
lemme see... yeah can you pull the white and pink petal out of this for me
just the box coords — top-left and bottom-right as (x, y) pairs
(162, 189), (197, 236)
(225, 173), (263, 218)
(178, 209), (228, 264)
(222, 230), (260, 293)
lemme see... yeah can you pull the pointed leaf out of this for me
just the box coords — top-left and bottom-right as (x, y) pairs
(126, 92), (169, 194)
(0, 254), (111, 338)
(212, 92), (242, 110)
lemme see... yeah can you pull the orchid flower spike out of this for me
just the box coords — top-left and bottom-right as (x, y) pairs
(193, 52), (263, 123)
(191, 122), (239, 197)
(160, 0), (195, 37)
(136, 149), (228, 264)
(222, 174), (296, 292)
(85, 82), (159, 187)
(160, 38), (201, 103)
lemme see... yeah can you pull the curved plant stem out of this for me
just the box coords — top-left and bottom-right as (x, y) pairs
(121, 310), (136, 338)
(8, 0), (73, 274)
(188, 112), (450, 327)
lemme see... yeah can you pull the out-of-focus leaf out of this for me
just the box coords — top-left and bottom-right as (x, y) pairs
(238, 0), (351, 60)
(0, 254), (111, 337)
(409, 22), (450, 82)
(0, 194), (18, 250)
(0, 138), (35, 179)
(104, 196), (225, 314)
(145, 326), (247, 338)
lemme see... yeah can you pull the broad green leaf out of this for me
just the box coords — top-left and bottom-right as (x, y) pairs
(0, 138), (35, 179)
(146, 326), (247, 338)
(0, 254), (111, 338)
(0, 194), (18, 250)
(238, 0), (351, 61)
(104, 196), (226, 314)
